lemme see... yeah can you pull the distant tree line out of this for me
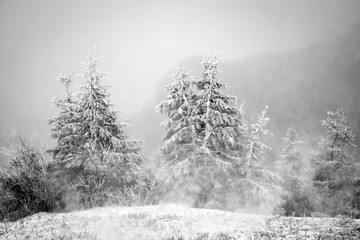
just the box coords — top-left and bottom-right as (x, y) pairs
(1, 51), (359, 222)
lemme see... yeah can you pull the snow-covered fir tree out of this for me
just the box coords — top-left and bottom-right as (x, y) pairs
(313, 108), (360, 216)
(157, 66), (206, 206)
(75, 52), (142, 168)
(158, 55), (284, 210)
(276, 128), (313, 216)
(241, 106), (272, 175)
(157, 67), (197, 164)
(190, 55), (246, 207)
(277, 128), (304, 179)
(194, 54), (239, 160)
(159, 55), (245, 208)
(230, 106), (282, 212)
(48, 72), (80, 166)
(48, 50), (143, 207)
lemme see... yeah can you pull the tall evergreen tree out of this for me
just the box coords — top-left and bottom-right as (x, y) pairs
(241, 106), (272, 176)
(277, 128), (313, 216)
(158, 55), (281, 211)
(75, 52), (142, 168)
(157, 67), (196, 164)
(194, 54), (239, 160)
(313, 108), (360, 216)
(159, 55), (261, 208)
(157, 66), (205, 206)
(230, 106), (282, 212)
(277, 128), (304, 179)
(48, 73), (80, 168)
(158, 55), (242, 207)
(48, 50), (143, 207)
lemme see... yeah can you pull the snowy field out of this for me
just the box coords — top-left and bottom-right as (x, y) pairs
(1, 204), (360, 240)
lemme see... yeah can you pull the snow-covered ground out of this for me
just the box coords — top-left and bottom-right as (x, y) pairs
(1, 204), (360, 239)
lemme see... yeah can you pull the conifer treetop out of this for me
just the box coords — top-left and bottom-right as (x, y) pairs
(158, 67), (192, 118)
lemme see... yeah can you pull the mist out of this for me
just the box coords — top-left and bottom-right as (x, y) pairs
(1, 0), (360, 153)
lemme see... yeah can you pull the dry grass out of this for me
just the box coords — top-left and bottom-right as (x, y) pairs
(1, 204), (360, 239)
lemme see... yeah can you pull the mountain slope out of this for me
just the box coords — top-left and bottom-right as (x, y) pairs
(132, 24), (360, 161)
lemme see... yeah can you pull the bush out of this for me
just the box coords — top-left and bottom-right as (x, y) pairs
(0, 135), (65, 221)
(281, 195), (313, 217)
(138, 167), (165, 205)
(279, 181), (314, 217)
(104, 166), (165, 207)
(0, 134), (164, 220)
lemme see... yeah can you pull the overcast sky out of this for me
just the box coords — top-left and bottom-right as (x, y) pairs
(1, 0), (360, 148)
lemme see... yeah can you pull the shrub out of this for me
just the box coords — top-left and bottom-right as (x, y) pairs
(0, 135), (65, 221)
(104, 166), (165, 207)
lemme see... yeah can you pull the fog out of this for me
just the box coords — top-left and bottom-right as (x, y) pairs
(1, 0), (360, 152)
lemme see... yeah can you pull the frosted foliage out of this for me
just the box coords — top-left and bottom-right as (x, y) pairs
(159, 55), (240, 166)
(157, 56), (244, 208)
(242, 106), (272, 176)
(226, 106), (283, 210)
(315, 109), (356, 170)
(58, 72), (72, 91)
(313, 108), (360, 214)
(48, 73), (80, 164)
(48, 51), (142, 171)
(158, 55), (281, 210)
(157, 67), (196, 163)
(195, 54), (238, 156)
(320, 108), (356, 153)
(278, 128), (304, 178)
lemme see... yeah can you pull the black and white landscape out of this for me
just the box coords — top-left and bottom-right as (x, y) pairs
(1, 1), (360, 239)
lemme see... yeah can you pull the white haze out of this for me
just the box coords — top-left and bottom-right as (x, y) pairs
(1, 0), (360, 152)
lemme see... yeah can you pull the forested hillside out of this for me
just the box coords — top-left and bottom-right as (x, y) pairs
(132, 24), (360, 161)
(2, 2), (360, 239)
